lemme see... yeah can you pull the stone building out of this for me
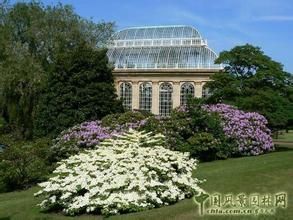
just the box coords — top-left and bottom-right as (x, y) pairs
(107, 25), (222, 116)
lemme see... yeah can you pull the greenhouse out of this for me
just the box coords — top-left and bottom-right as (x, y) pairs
(107, 25), (221, 69)
(107, 25), (222, 116)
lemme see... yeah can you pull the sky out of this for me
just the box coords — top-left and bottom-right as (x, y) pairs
(11, 0), (293, 73)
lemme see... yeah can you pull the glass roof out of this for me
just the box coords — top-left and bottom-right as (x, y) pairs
(107, 25), (222, 70)
(113, 25), (201, 40)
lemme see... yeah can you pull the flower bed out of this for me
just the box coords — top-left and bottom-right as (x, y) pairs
(35, 130), (204, 216)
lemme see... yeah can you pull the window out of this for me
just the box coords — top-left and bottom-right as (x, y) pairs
(159, 82), (173, 117)
(139, 82), (152, 112)
(180, 82), (195, 105)
(120, 82), (132, 110)
(202, 84), (211, 98)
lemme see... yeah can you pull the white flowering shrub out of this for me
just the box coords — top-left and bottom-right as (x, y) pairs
(35, 129), (204, 216)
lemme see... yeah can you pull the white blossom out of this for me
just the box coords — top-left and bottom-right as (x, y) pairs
(35, 129), (204, 216)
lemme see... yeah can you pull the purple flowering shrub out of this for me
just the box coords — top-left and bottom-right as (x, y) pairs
(162, 102), (236, 161)
(203, 104), (274, 156)
(58, 121), (116, 147)
(50, 103), (273, 161)
(51, 119), (147, 161)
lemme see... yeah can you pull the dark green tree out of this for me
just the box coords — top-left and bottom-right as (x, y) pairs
(34, 42), (122, 136)
(206, 44), (293, 131)
(0, 1), (116, 138)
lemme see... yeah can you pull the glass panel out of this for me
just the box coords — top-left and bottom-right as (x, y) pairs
(180, 83), (195, 105)
(139, 82), (152, 112)
(109, 26), (222, 69)
(120, 82), (132, 110)
(202, 84), (212, 98)
(159, 83), (173, 116)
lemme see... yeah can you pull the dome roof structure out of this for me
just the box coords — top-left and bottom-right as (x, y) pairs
(107, 25), (222, 70)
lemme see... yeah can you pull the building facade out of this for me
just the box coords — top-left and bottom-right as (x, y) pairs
(107, 25), (222, 116)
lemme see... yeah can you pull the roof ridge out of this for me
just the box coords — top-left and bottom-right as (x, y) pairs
(121, 25), (188, 30)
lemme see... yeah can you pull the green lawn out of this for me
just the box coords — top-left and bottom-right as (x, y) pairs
(274, 130), (293, 142)
(0, 148), (292, 220)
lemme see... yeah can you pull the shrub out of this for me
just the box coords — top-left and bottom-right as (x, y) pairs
(101, 111), (147, 129)
(0, 117), (10, 134)
(35, 130), (204, 216)
(51, 121), (116, 161)
(203, 104), (274, 155)
(51, 111), (150, 161)
(184, 132), (234, 161)
(50, 118), (147, 161)
(0, 117), (6, 130)
(160, 99), (237, 161)
(138, 115), (165, 134)
(0, 137), (51, 192)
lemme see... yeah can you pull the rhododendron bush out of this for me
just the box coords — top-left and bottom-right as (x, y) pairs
(51, 102), (274, 162)
(51, 120), (146, 160)
(203, 104), (274, 155)
(35, 130), (204, 216)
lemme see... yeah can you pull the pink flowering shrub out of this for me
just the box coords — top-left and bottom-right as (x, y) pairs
(203, 104), (274, 156)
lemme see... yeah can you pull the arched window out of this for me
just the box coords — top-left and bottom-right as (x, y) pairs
(139, 82), (152, 112)
(202, 84), (211, 98)
(120, 82), (132, 110)
(180, 82), (195, 105)
(159, 82), (173, 117)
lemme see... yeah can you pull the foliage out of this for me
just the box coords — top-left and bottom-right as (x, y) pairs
(51, 118), (146, 161)
(101, 111), (148, 129)
(206, 44), (293, 131)
(34, 42), (123, 137)
(183, 132), (231, 161)
(0, 1), (116, 139)
(35, 130), (204, 216)
(49, 100), (273, 163)
(204, 104), (274, 156)
(159, 99), (236, 161)
(0, 42), (45, 138)
(0, 136), (52, 192)
(51, 121), (114, 161)
(235, 89), (292, 131)
(145, 99), (273, 160)
(0, 116), (7, 134)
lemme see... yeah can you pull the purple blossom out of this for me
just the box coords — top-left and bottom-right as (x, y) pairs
(56, 119), (146, 148)
(203, 104), (274, 156)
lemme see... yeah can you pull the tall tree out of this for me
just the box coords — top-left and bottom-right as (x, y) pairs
(0, 1), (116, 138)
(34, 42), (122, 136)
(206, 44), (293, 131)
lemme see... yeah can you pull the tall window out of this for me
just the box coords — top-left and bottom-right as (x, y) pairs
(159, 82), (173, 117)
(120, 82), (132, 110)
(180, 82), (195, 105)
(139, 82), (152, 112)
(202, 84), (211, 98)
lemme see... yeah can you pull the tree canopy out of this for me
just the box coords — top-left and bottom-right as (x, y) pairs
(0, 1), (120, 138)
(34, 42), (123, 136)
(206, 44), (293, 131)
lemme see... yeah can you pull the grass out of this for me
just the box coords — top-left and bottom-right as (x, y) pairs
(0, 148), (292, 220)
(274, 130), (293, 142)
(273, 130), (293, 149)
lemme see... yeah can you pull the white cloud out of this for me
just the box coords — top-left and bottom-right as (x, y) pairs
(255, 15), (293, 21)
